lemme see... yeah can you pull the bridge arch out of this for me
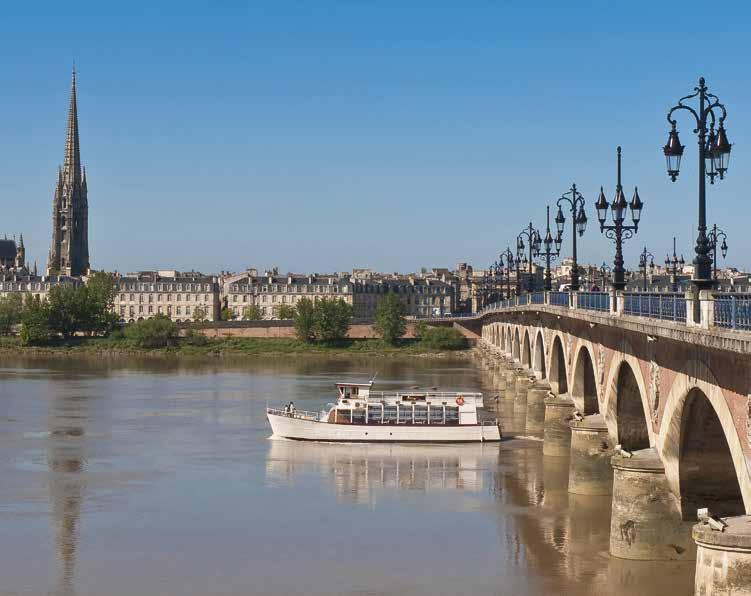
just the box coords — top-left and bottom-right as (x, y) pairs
(506, 325), (512, 354)
(658, 360), (751, 517)
(512, 328), (521, 361)
(571, 342), (599, 414)
(602, 345), (653, 449)
(547, 333), (568, 395)
(521, 329), (532, 369)
(533, 330), (546, 379)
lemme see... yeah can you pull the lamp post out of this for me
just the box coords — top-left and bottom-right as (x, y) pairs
(638, 246), (655, 291)
(537, 206), (561, 291)
(498, 247), (515, 299)
(665, 237), (685, 292)
(594, 146), (643, 291)
(664, 77), (732, 290)
(599, 262), (611, 290)
(555, 183), (587, 291)
(517, 222), (541, 293)
(708, 223), (728, 282)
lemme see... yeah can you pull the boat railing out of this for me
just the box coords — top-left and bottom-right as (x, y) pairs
(267, 407), (321, 422)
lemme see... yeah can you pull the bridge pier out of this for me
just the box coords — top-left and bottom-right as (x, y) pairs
(610, 448), (695, 561)
(525, 382), (548, 436)
(513, 371), (532, 428)
(542, 394), (575, 456)
(568, 414), (613, 495)
(693, 516), (751, 596)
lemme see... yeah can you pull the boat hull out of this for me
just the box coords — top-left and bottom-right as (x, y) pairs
(267, 412), (501, 443)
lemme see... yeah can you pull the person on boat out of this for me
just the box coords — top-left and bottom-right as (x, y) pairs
(289, 402), (296, 415)
(283, 403), (290, 414)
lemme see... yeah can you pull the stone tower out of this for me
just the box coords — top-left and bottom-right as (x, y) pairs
(15, 234), (25, 269)
(46, 68), (89, 277)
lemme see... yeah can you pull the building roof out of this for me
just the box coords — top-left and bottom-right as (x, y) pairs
(0, 239), (17, 260)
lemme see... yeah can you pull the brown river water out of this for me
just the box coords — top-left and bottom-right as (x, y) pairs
(0, 354), (694, 596)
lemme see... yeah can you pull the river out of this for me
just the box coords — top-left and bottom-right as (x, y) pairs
(0, 354), (694, 595)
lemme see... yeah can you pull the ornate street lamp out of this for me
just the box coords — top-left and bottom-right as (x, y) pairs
(595, 146), (642, 291)
(708, 223), (728, 282)
(498, 247), (515, 300)
(665, 237), (685, 292)
(665, 77), (732, 289)
(555, 183), (587, 291)
(517, 222), (541, 293)
(638, 246), (655, 292)
(536, 206), (561, 291)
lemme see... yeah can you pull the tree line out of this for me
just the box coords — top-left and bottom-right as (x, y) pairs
(0, 271), (119, 345)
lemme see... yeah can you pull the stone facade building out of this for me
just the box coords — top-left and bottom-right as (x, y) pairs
(222, 269), (454, 320)
(47, 69), (90, 277)
(0, 272), (81, 301)
(113, 271), (220, 323)
(222, 270), (353, 320)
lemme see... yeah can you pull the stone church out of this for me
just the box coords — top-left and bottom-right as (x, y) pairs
(46, 68), (90, 277)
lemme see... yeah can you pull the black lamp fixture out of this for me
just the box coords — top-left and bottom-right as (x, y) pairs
(665, 77), (732, 289)
(555, 183), (587, 291)
(595, 146), (643, 291)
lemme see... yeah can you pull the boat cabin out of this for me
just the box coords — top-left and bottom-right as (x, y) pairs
(330, 382), (481, 426)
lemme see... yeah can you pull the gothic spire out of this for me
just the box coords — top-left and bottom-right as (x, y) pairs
(63, 66), (81, 184)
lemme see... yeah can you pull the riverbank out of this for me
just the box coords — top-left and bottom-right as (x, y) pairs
(0, 336), (473, 358)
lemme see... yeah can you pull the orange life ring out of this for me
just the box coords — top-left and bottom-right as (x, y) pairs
(456, 396), (465, 406)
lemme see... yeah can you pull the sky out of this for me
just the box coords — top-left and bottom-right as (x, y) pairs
(1, 1), (750, 275)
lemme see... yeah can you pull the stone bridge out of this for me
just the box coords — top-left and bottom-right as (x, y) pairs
(440, 294), (751, 594)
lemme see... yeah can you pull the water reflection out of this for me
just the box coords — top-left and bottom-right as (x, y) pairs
(265, 439), (495, 505)
(47, 384), (88, 596)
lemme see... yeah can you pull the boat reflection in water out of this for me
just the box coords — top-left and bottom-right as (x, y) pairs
(265, 438), (497, 505)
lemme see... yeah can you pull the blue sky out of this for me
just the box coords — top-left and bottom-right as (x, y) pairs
(1, 1), (750, 274)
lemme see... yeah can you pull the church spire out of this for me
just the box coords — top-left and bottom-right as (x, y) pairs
(63, 66), (81, 184)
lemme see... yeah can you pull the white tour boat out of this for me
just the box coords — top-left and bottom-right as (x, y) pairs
(267, 380), (501, 443)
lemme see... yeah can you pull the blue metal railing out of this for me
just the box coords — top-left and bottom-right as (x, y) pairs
(577, 292), (610, 312)
(550, 292), (570, 307)
(517, 294), (528, 306)
(530, 292), (545, 304)
(623, 293), (686, 323)
(714, 294), (751, 330)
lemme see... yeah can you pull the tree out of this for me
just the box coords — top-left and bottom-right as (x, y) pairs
(192, 306), (208, 322)
(293, 298), (316, 342)
(220, 307), (235, 321)
(373, 293), (406, 344)
(124, 314), (178, 348)
(19, 295), (51, 345)
(84, 271), (119, 334)
(313, 298), (353, 342)
(275, 304), (296, 320)
(0, 294), (24, 335)
(242, 305), (264, 320)
(47, 284), (88, 340)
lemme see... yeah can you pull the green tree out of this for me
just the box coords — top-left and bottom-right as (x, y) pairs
(275, 304), (296, 320)
(19, 295), (51, 345)
(124, 314), (178, 348)
(0, 294), (24, 335)
(47, 284), (88, 340)
(242, 305), (264, 320)
(84, 272), (119, 334)
(192, 306), (208, 323)
(293, 298), (316, 342)
(418, 326), (468, 350)
(220, 307), (235, 321)
(313, 298), (353, 342)
(373, 293), (406, 344)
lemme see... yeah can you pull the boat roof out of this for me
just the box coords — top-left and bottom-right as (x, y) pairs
(335, 381), (374, 388)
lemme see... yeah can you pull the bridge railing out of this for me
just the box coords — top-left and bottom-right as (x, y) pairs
(576, 291), (610, 313)
(713, 294), (751, 330)
(623, 292), (687, 323)
(549, 291), (570, 307)
(530, 291), (545, 305)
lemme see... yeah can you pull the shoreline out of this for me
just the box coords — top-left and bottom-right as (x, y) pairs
(0, 337), (474, 360)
